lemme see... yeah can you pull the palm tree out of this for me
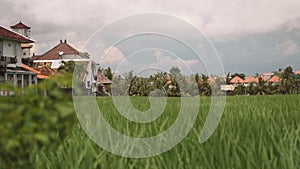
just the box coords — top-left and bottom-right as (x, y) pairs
(256, 76), (266, 95)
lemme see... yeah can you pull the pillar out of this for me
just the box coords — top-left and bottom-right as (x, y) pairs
(29, 75), (32, 85)
(13, 74), (17, 86)
(21, 74), (24, 88)
(4, 73), (7, 83)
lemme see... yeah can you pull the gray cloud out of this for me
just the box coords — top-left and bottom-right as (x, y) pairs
(1, 0), (300, 74)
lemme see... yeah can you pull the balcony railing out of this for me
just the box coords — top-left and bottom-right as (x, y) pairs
(0, 56), (18, 66)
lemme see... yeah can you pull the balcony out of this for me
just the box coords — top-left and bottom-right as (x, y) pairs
(0, 56), (18, 66)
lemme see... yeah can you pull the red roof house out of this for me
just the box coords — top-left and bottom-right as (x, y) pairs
(22, 63), (58, 79)
(34, 40), (88, 60)
(0, 25), (34, 43)
(10, 21), (31, 29)
(97, 72), (112, 84)
(244, 76), (258, 83)
(230, 76), (244, 84)
(267, 75), (281, 83)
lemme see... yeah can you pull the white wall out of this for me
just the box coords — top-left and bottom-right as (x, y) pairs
(2, 39), (22, 65)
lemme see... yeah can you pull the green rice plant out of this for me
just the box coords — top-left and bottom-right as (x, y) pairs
(28, 95), (299, 169)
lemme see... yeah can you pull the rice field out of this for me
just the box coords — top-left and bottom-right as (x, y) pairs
(27, 95), (299, 169)
(1, 95), (300, 168)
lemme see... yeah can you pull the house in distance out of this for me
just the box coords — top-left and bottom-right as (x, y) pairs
(0, 22), (38, 95)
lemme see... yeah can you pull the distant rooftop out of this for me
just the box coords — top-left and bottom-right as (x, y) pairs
(10, 21), (31, 29)
(0, 25), (34, 43)
(34, 39), (88, 60)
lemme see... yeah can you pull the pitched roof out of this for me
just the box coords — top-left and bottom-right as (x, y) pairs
(97, 72), (112, 84)
(21, 63), (40, 74)
(35, 40), (80, 60)
(21, 63), (57, 79)
(0, 25), (34, 43)
(37, 65), (58, 77)
(267, 75), (281, 83)
(244, 76), (258, 83)
(10, 21), (31, 29)
(295, 70), (300, 75)
(230, 76), (244, 84)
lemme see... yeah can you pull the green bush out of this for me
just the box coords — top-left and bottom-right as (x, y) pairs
(0, 76), (76, 168)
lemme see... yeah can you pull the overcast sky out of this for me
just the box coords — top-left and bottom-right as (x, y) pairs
(1, 0), (300, 75)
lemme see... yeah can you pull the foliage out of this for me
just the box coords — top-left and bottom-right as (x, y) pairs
(57, 61), (76, 74)
(196, 74), (211, 96)
(231, 73), (246, 80)
(29, 95), (300, 169)
(0, 76), (77, 168)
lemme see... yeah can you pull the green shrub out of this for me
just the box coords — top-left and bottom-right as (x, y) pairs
(0, 77), (76, 168)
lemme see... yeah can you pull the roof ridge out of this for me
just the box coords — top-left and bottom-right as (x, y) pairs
(38, 41), (80, 60)
(11, 21), (31, 29)
(0, 25), (35, 42)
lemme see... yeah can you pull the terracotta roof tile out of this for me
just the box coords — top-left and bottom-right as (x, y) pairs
(37, 66), (58, 76)
(97, 73), (112, 84)
(244, 76), (258, 83)
(10, 21), (31, 29)
(35, 41), (80, 60)
(230, 76), (244, 84)
(21, 63), (57, 79)
(295, 70), (300, 75)
(267, 75), (281, 83)
(37, 74), (49, 79)
(21, 63), (40, 74)
(0, 25), (34, 43)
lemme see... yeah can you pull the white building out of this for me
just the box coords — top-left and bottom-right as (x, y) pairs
(32, 40), (98, 94)
(0, 23), (37, 94)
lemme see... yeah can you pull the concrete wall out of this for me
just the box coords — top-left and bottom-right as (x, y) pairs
(2, 39), (22, 66)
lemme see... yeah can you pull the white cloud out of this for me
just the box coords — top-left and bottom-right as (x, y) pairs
(2, 0), (300, 73)
(101, 47), (126, 64)
(5, 0), (300, 40)
(152, 51), (198, 73)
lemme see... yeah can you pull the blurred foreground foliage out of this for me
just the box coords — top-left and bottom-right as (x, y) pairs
(0, 74), (76, 168)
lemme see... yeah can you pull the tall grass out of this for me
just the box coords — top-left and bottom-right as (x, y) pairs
(27, 95), (300, 169)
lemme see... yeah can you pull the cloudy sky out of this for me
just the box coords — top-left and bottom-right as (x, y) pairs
(1, 0), (300, 75)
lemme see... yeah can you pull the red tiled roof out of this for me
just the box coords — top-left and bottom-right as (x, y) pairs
(37, 75), (49, 79)
(21, 63), (57, 79)
(244, 76), (258, 83)
(35, 40), (80, 60)
(97, 73), (112, 84)
(0, 25), (34, 43)
(21, 63), (40, 74)
(37, 65), (58, 76)
(230, 76), (244, 84)
(10, 21), (31, 29)
(295, 70), (300, 75)
(267, 75), (281, 83)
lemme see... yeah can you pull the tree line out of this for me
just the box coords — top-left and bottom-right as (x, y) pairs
(103, 66), (300, 96)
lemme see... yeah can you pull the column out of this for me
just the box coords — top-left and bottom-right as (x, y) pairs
(29, 75), (32, 85)
(4, 73), (7, 83)
(34, 75), (37, 85)
(13, 74), (17, 86)
(21, 74), (24, 88)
